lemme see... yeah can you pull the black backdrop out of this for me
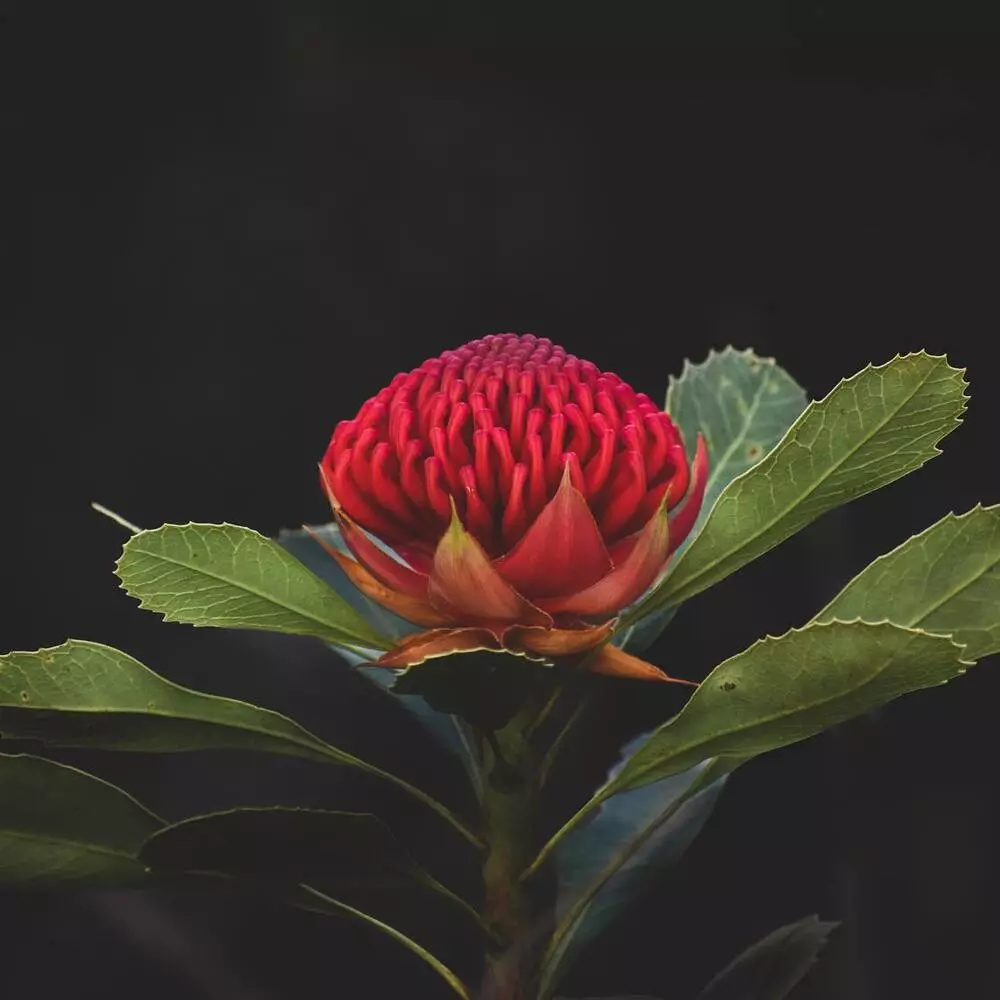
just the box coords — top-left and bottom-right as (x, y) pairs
(7, 3), (1000, 998)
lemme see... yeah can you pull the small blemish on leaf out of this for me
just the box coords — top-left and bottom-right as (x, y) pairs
(147, 701), (156, 711)
(721, 681), (737, 692)
(19, 691), (30, 703)
(746, 444), (763, 461)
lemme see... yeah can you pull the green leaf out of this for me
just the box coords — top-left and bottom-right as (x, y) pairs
(540, 756), (729, 999)
(666, 347), (808, 537)
(0, 641), (482, 847)
(116, 523), (391, 653)
(392, 650), (554, 732)
(0, 752), (162, 885)
(139, 805), (485, 932)
(141, 808), (480, 999)
(814, 505), (1000, 661)
(642, 353), (967, 611)
(0, 640), (367, 762)
(278, 524), (485, 793)
(292, 884), (472, 999)
(695, 915), (838, 1000)
(276, 523), (415, 643)
(141, 806), (424, 883)
(605, 621), (970, 795)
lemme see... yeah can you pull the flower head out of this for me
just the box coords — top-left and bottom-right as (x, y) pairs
(318, 334), (707, 680)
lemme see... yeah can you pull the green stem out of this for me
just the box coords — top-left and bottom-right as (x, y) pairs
(298, 884), (472, 999)
(479, 720), (543, 1000)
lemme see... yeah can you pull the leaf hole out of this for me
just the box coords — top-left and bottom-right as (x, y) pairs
(721, 681), (737, 692)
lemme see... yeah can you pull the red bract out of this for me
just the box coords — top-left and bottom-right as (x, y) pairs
(319, 334), (707, 681)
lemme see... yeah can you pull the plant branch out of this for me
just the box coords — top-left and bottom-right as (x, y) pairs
(298, 884), (472, 999)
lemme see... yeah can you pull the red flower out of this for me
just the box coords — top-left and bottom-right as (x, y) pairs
(317, 334), (707, 681)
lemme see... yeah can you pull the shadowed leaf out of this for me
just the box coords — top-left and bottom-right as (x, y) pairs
(0, 641), (480, 846)
(290, 884), (471, 999)
(142, 808), (480, 999)
(0, 753), (161, 885)
(540, 747), (727, 997)
(392, 649), (554, 732)
(696, 915), (838, 1000)
(140, 805), (484, 932)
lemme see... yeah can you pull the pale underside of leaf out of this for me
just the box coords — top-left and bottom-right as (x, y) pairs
(116, 522), (390, 652)
(636, 353), (967, 615)
(666, 346), (808, 535)
(540, 757), (729, 999)
(814, 504), (1000, 660)
(617, 347), (806, 649)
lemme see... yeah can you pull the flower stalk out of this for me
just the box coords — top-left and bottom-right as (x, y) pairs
(478, 703), (552, 999)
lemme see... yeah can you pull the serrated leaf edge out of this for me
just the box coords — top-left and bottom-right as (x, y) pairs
(814, 503), (1000, 634)
(661, 352), (968, 603)
(115, 522), (390, 651)
(0, 639), (355, 762)
(617, 618), (972, 792)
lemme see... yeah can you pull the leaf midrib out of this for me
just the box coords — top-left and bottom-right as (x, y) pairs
(0, 701), (354, 767)
(0, 826), (144, 863)
(125, 537), (388, 649)
(826, 514), (1000, 638)
(666, 358), (951, 602)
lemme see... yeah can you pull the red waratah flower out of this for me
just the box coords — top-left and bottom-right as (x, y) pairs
(315, 334), (707, 682)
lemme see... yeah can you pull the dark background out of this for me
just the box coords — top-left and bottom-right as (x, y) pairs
(6, 2), (1000, 998)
